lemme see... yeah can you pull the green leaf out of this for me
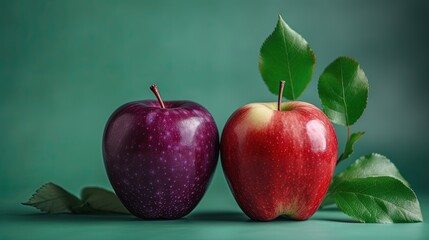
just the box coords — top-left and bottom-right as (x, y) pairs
(22, 182), (82, 214)
(78, 187), (129, 214)
(259, 15), (315, 100)
(332, 153), (410, 190)
(332, 176), (423, 223)
(320, 193), (336, 208)
(321, 153), (411, 209)
(338, 131), (365, 162)
(22, 183), (130, 215)
(318, 57), (369, 126)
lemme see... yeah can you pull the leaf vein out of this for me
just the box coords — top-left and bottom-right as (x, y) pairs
(279, 24), (295, 100)
(339, 58), (350, 126)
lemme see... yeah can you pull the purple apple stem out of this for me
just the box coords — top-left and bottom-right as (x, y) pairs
(150, 84), (166, 109)
(278, 80), (286, 111)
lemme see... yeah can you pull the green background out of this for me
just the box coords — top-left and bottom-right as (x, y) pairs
(1, 0), (428, 239)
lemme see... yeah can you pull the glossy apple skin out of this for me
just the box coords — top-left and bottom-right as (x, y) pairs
(102, 100), (219, 219)
(221, 101), (337, 221)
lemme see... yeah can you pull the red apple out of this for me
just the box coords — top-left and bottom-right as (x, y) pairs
(220, 85), (337, 221)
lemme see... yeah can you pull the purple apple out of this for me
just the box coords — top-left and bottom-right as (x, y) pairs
(102, 85), (219, 219)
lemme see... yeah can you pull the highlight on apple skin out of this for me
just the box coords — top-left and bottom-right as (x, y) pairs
(102, 85), (219, 219)
(220, 101), (338, 221)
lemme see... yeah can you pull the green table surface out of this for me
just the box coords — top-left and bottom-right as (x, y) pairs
(1, 193), (427, 240)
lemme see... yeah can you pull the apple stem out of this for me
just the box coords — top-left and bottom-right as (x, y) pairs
(346, 125), (351, 143)
(150, 84), (166, 109)
(336, 125), (351, 165)
(278, 80), (286, 111)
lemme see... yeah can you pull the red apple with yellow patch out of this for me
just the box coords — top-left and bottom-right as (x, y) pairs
(220, 81), (337, 221)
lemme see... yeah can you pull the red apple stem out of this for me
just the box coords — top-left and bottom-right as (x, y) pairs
(150, 84), (166, 109)
(278, 80), (286, 111)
